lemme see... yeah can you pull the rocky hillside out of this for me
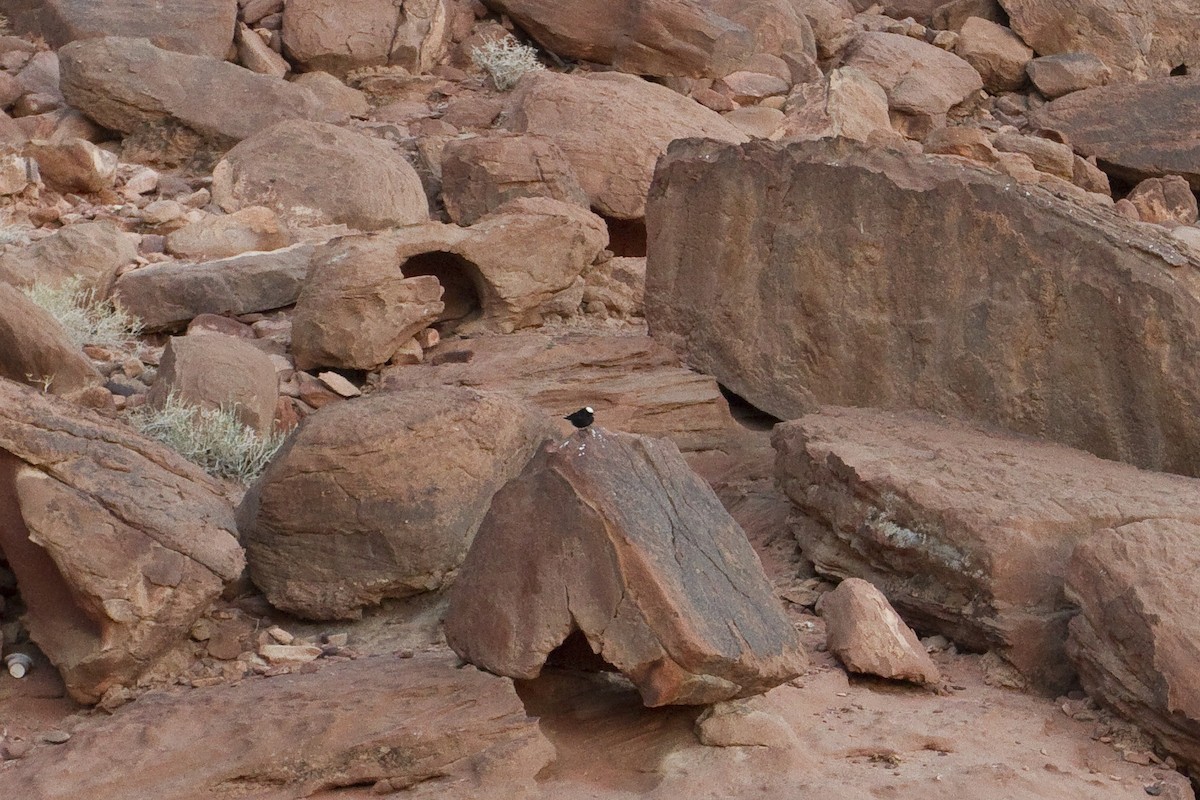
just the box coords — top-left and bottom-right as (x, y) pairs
(0, 1), (1198, 798)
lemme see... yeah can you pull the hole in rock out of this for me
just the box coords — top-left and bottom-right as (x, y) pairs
(1171, 64), (1189, 76)
(400, 251), (485, 332)
(0, 452), (103, 673)
(602, 216), (648, 258)
(545, 628), (617, 673)
(719, 384), (782, 431)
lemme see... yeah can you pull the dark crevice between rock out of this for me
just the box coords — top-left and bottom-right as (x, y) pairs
(601, 216), (648, 258)
(400, 251), (485, 333)
(718, 384), (782, 431)
(1171, 64), (1189, 77)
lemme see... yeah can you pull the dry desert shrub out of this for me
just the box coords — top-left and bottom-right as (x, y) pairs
(23, 277), (143, 349)
(471, 36), (544, 91)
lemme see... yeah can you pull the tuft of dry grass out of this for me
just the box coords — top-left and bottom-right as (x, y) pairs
(23, 277), (143, 350)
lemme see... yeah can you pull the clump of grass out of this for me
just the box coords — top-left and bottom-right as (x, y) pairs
(470, 35), (544, 91)
(128, 393), (285, 484)
(23, 277), (143, 350)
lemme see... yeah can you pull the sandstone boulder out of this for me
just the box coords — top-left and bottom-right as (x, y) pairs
(818, 577), (941, 685)
(954, 17), (1032, 92)
(445, 428), (805, 706)
(165, 207), (291, 261)
(990, 131), (1074, 180)
(582, 256), (645, 318)
(147, 335), (279, 435)
(291, 234), (445, 371)
(503, 71), (747, 219)
(0, 653), (552, 799)
(482, 0), (814, 79)
(1066, 522), (1200, 773)
(58, 37), (334, 151)
(25, 137), (116, 193)
(773, 406), (1200, 689)
(113, 244), (315, 331)
(850, 0), (943, 22)
(211, 120), (428, 230)
(440, 133), (589, 226)
(794, 0), (858, 63)
(775, 66), (893, 142)
(282, 0), (449, 76)
(0, 378), (243, 703)
(998, 0), (1200, 81)
(932, 0), (1007, 31)
(381, 332), (735, 453)
(237, 387), (553, 619)
(1125, 176), (1200, 226)
(841, 31), (983, 134)
(1031, 75), (1200, 189)
(0, 220), (136, 296)
(39, 0), (237, 59)
(1025, 52), (1111, 98)
(0, 282), (103, 399)
(646, 137), (1200, 475)
(234, 22), (289, 78)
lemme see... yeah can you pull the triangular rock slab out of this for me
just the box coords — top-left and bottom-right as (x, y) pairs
(445, 428), (805, 707)
(0, 653), (552, 800)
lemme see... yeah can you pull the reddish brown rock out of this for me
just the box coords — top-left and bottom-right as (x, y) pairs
(0, 220), (136, 296)
(581, 255), (645, 318)
(923, 125), (1000, 163)
(147, 335), (279, 435)
(235, 22), (289, 78)
(113, 244), (316, 331)
(818, 577), (941, 685)
(39, 0), (237, 59)
(0, 282), (103, 399)
(164, 207), (292, 261)
(850, 0), (944, 23)
(25, 137), (116, 193)
(999, 0), (1200, 81)
(445, 428), (805, 706)
(954, 17), (1032, 92)
(0, 378), (243, 703)
(1125, 176), (1199, 226)
(1031, 75), (1200, 189)
(1067, 522), (1200, 773)
(440, 133), (589, 225)
(237, 387), (554, 619)
(503, 70), (747, 219)
(932, 0), (1007, 31)
(211, 120), (428, 230)
(282, 0), (449, 76)
(0, 653), (552, 799)
(646, 137), (1200, 475)
(1025, 52), (1111, 99)
(773, 406), (1200, 689)
(990, 131), (1074, 180)
(289, 71), (370, 117)
(776, 67), (893, 142)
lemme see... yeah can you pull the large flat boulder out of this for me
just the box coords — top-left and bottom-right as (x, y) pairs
(0, 653), (552, 799)
(211, 120), (429, 231)
(0, 220), (136, 296)
(59, 37), (336, 150)
(773, 406), (1200, 689)
(0, 378), (243, 703)
(482, 0), (814, 79)
(1067, 522), (1200, 773)
(998, 0), (1200, 81)
(503, 71), (747, 219)
(645, 137), (1200, 476)
(1031, 75), (1200, 190)
(39, 0), (237, 59)
(112, 244), (316, 331)
(282, 0), (449, 76)
(445, 428), (805, 706)
(237, 387), (554, 620)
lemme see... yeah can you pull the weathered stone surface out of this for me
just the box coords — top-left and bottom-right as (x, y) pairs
(775, 66), (893, 142)
(0, 378), (243, 703)
(1025, 52), (1111, 99)
(1031, 75), (1200, 189)
(58, 37), (335, 149)
(235, 22), (289, 78)
(290, 71), (370, 117)
(25, 137), (116, 193)
(382, 332), (735, 453)
(954, 17), (1031, 92)
(999, 0), (1200, 81)
(990, 131), (1074, 180)
(147, 335), (279, 435)
(773, 406), (1200, 689)
(0, 220), (136, 296)
(646, 137), (1200, 475)
(0, 653), (552, 799)
(850, 0), (943, 23)
(923, 125), (1000, 163)
(932, 0), (1006, 31)
(211, 120), (428, 230)
(237, 387), (553, 619)
(842, 32), (983, 132)
(1067, 522), (1200, 773)
(793, 0), (857, 63)
(582, 256), (645, 318)
(39, 0), (237, 59)
(165, 207), (291, 261)
(1125, 175), (1199, 226)
(818, 577), (941, 685)
(440, 133), (589, 226)
(483, 0), (813, 79)
(503, 71), (747, 219)
(113, 245), (313, 332)
(0, 282), (103, 398)
(282, 0), (449, 76)
(445, 428), (805, 706)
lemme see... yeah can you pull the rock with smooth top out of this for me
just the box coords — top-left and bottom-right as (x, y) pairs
(165, 207), (291, 261)
(954, 17), (1032, 92)
(0, 220), (136, 296)
(147, 335), (279, 435)
(39, 0), (237, 58)
(818, 577), (941, 684)
(25, 137), (116, 193)
(1025, 52), (1111, 98)
(1125, 175), (1199, 226)
(0, 283), (103, 399)
(282, 0), (449, 76)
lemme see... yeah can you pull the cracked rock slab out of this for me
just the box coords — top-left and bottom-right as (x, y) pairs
(0, 378), (243, 703)
(773, 405), (1200, 690)
(445, 428), (805, 706)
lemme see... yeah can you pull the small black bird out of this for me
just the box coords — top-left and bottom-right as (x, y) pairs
(564, 406), (595, 429)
